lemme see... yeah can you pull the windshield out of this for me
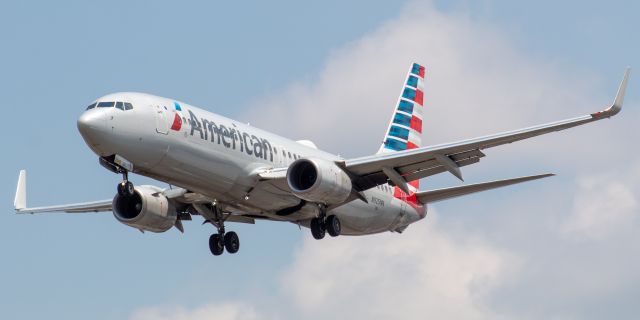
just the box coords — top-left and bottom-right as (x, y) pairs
(97, 102), (115, 108)
(87, 101), (134, 111)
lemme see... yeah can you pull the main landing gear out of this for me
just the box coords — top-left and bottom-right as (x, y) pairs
(116, 171), (135, 197)
(207, 205), (240, 256)
(310, 205), (341, 240)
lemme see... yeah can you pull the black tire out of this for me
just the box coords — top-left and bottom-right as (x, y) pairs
(209, 234), (224, 256)
(224, 231), (240, 254)
(117, 181), (135, 197)
(310, 218), (326, 240)
(326, 215), (341, 237)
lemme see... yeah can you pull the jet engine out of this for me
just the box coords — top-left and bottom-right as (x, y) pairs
(287, 158), (352, 204)
(112, 185), (176, 232)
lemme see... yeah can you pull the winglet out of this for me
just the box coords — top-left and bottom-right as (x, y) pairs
(595, 67), (631, 118)
(14, 170), (27, 211)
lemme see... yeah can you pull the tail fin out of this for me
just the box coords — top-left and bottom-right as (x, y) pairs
(378, 62), (425, 154)
(378, 62), (426, 191)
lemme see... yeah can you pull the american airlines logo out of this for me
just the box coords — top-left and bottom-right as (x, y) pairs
(187, 109), (275, 161)
(170, 102), (183, 131)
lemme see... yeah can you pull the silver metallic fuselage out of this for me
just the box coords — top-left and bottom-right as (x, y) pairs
(78, 92), (424, 235)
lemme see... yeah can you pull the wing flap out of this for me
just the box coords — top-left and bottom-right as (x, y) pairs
(353, 153), (483, 191)
(416, 173), (554, 204)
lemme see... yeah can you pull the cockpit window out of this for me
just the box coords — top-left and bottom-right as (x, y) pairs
(89, 101), (133, 111)
(97, 102), (115, 108)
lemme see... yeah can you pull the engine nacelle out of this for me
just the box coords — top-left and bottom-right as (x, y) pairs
(287, 158), (352, 204)
(112, 185), (176, 233)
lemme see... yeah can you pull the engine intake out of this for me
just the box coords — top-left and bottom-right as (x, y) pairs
(287, 158), (352, 204)
(112, 185), (176, 233)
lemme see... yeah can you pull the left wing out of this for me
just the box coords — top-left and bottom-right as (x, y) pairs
(14, 170), (258, 228)
(345, 68), (630, 191)
(14, 170), (113, 214)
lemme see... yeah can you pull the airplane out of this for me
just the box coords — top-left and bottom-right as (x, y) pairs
(14, 63), (630, 256)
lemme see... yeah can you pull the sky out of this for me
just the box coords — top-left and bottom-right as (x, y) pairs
(1, 0), (639, 319)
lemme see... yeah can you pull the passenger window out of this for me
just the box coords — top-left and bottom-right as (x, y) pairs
(97, 102), (115, 108)
(86, 103), (97, 110)
(115, 102), (124, 110)
(124, 102), (134, 110)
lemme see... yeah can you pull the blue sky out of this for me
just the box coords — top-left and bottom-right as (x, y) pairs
(1, 1), (639, 319)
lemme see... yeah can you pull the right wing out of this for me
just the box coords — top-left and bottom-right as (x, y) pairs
(345, 67), (630, 192)
(416, 173), (554, 204)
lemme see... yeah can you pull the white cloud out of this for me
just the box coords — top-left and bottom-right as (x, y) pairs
(130, 1), (639, 319)
(243, 0), (610, 161)
(280, 215), (520, 320)
(562, 166), (639, 240)
(130, 302), (259, 320)
(129, 216), (520, 320)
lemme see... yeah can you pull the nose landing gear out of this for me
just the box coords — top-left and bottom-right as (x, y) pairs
(116, 171), (135, 197)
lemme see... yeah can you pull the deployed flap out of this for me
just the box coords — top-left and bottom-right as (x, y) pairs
(416, 173), (554, 204)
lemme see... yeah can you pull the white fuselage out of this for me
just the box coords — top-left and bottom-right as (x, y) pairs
(78, 92), (425, 235)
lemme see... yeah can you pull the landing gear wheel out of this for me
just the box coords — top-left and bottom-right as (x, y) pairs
(310, 217), (326, 240)
(326, 215), (341, 237)
(209, 234), (224, 256)
(224, 231), (240, 254)
(117, 181), (135, 197)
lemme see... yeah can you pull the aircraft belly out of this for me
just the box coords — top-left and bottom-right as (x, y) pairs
(138, 137), (301, 212)
(330, 199), (401, 235)
(244, 184), (303, 211)
(159, 141), (239, 191)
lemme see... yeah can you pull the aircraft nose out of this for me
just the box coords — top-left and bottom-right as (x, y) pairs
(77, 110), (109, 154)
(77, 110), (106, 133)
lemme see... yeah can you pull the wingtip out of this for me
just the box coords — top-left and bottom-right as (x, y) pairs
(613, 67), (631, 109)
(592, 67), (631, 118)
(14, 170), (27, 211)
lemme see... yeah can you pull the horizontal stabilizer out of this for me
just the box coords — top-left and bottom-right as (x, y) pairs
(416, 173), (554, 204)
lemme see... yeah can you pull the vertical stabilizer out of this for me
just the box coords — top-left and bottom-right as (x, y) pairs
(378, 62), (425, 154)
(377, 63), (426, 192)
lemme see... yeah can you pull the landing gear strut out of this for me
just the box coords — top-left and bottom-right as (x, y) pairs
(117, 171), (135, 197)
(310, 204), (341, 240)
(207, 204), (240, 256)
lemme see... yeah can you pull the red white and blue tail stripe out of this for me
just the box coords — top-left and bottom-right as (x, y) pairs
(378, 63), (426, 216)
(378, 63), (425, 155)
